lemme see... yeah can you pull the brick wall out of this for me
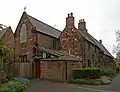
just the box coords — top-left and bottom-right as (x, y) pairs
(2, 27), (14, 61)
(14, 13), (60, 62)
(14, 14), (35, 62)
(41, 60), (82, 81)
(84, 40), (100, 67)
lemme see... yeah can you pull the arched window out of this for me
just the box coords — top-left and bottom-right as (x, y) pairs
(20, 24), (27, 43)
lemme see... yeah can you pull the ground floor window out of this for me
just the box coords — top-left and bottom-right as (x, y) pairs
(19, 55), (27, 62)
(88, 60), (91, 67)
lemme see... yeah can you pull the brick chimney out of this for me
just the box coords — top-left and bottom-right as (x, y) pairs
(78, 19), (86, 31)
(66, 12), (74, 27)
(99, 39), (102, 44)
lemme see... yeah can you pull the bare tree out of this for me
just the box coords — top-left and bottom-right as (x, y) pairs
(113, 29), (120, 58)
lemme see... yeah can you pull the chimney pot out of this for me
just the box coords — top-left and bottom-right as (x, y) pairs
(99, 39), (102, 43)
(68, 13), (70, 17)
(70, 12), (73, 16)
(78, 19), (86, 31)
(66, 13), (74, 27)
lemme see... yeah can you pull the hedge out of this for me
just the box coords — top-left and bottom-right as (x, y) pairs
(72, 68), (101, 79)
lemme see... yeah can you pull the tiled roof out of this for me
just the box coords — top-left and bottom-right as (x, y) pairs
(78, 30), (113, 57)
(37, 46), (79, 61)
(41, 55), (79, 61)
(88, 33), (113, 57)
(38, 46), (68, 57)
(26, 13), (61, 39)
(0, 27), (8, 38)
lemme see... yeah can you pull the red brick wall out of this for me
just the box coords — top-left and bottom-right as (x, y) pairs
(14, 13), (60, 62)
(14, 14), (35, 62)
(41, 60), (82, 81)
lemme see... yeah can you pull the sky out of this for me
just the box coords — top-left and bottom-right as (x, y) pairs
(0, 0), (120, 57)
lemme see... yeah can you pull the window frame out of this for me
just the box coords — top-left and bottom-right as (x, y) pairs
(19, 55), (27, 62)
(88, 42), (90, 50)
(53, 39), (56, 49)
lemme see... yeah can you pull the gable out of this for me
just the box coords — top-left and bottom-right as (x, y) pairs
(15, 12), (61, 39)
(14, 12), (32, 37)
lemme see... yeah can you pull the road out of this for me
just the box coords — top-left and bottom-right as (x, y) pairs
(23, 74), (120, 92)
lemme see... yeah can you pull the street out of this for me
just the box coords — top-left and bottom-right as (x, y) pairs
(23, 74), (120, 92)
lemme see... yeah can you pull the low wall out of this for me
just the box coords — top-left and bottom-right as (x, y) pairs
(41, 60), (82, 81)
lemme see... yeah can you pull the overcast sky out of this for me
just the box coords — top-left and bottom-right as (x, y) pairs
(0, 0), (120, 57)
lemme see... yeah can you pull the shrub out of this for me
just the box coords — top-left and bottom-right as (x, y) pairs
(0, 79), (31, 92)
(69, 78), (111, 85)
(69, 79), (103, 85)
(101, 67), (117, 78)
(72, 68), (101, 79)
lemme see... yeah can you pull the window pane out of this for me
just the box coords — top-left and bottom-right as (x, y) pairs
(43, 52), (46, 58)
(20, 24), (27, 43)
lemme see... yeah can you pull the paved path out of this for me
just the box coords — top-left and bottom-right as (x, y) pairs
(24, 74), (120, 92)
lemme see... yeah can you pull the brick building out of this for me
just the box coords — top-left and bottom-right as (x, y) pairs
(14, 12), (61, 63)
(12, 11), (114, 80)
(60, 13), (114, 68)
(0, 26), (14, 62)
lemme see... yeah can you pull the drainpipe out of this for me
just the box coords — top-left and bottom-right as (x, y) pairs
(83, 39), (86, 68)
(65, 61), (67, 80)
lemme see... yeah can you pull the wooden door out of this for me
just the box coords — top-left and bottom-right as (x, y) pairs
(35, 61), (41, 78)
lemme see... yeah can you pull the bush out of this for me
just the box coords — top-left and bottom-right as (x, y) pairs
(0, 79), (31, 92)
(72, 68), (101, 79)
(101, 67), (117, 78)
(69, 78), (111, 85)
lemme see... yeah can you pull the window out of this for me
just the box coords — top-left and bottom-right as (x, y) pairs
(88, 60), (91, 67)
(95, 47), (96, 53)
(92, 54), (95, 67)
(46, 53), (51, 58)
(88, 42), (90, 50)
(53, 40), (56, 49)
(20, 24), (27, 43)
(94, 60), (97, 67)
(19, 55), (27, 62)
(42, 52), (46, 58)
(92, 54), (94, 63)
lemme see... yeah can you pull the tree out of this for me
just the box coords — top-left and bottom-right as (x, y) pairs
(113, 29), (120, 59)
(0, 39), (12, 62)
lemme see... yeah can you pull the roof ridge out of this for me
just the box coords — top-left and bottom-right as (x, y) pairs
(26, 13), (61, 32)
(99, 42), (113, 57)
(87, 33), (98, 46)
(87, 32), (113, 57)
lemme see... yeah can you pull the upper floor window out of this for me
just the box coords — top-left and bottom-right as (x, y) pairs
(88, 42), (90, 50)
(53, 40), (56, 49)
(20, 23), (27, 43)
(95, 47), (97, 53)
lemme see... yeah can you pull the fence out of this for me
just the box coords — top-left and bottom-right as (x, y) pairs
(3, 62), (34, 78)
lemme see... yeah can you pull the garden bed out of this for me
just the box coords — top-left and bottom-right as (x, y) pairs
(68, 76), (112, 85)
(68, 67), (117, 85)
(0, 77), (31, 92)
